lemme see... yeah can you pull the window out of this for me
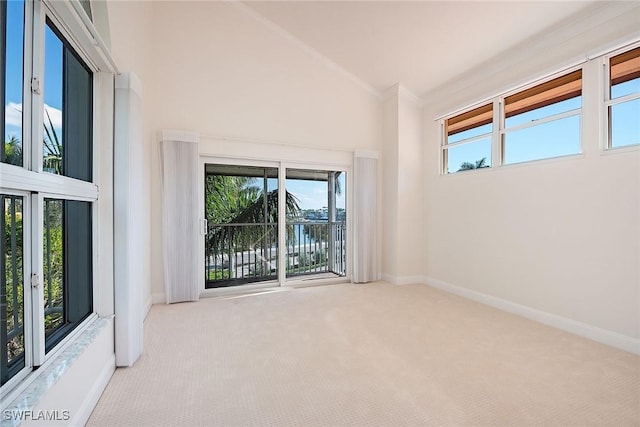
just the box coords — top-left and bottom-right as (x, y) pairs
(1, 195), (25, 386)
(43, 199), (93, 352)
(441, 68), (584, 173)
(1, 1), (97, 389)
(607, 46), (640, 149)
(502, 70), (582, 164)
(1, 0), (25, 167)
(443, 104), (493, 173)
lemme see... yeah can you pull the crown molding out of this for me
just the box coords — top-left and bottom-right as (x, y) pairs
(382, 83), (424, 107)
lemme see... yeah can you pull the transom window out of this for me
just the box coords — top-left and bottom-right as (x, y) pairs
(443, 104), (492, 173)
(607, 46), (640, 149)
(442, 68), (584, 173)
(502, 70), (582, 165)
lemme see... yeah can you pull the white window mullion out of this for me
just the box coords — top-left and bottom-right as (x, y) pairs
(30, 193), (45, 366)
(0, 166), (99, 200)
(30, 0), (45, 175)
(21, 1), (35, 171)
(492, 100), (501, 167)
(277, 163), (286, 286)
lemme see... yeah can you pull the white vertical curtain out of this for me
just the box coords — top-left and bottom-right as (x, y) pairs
(159, 130), (200, 303)
(353, 150), (379, 283)
(113, 72), (144, 367)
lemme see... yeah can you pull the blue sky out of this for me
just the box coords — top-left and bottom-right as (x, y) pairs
(286, 174), (346, 211)
(5, 1), (64, 145)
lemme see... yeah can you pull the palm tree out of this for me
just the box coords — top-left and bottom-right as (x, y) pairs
(206, 174), (301, 279)
(457, 157), (489, 172)
(3, 136), (22, 165)
(43, 108), (62, 174)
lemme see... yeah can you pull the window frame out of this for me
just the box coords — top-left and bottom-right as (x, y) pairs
(604, 44), (640, 150)
(0, 190), (33, 392)
(1, 0), (108, 394)
(500, 67), (583, 166)
(441, 103), (495, 175)
(440, 65), (586, 174)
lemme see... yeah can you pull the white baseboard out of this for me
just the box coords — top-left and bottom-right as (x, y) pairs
(70, 354), (116, 427)
(380, 273), (425, 286)
(423, 276), (640, 355)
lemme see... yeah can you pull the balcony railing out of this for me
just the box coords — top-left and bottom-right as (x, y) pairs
(205, 221), (346, 288)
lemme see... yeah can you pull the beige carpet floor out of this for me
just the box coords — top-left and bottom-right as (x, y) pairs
(87, 282), (640, 426)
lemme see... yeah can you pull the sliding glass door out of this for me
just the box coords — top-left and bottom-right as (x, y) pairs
(204, 164), (279, 288)
(203, 162), (348, 289)
(285, 169), (346, 279)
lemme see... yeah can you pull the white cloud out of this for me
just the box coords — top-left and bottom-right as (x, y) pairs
(5, 102), (22, 127)
(4, 102), (62, 130)
(44, 104), (63, 130)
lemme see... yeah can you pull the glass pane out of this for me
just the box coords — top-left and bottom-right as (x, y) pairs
(506, 96), (581, 129)
(610, 99), (640, 148)
(44, 199), (64, 337)
(43, 198), (92, 352)
(43, 21), (93, 181)
(2, 0), (25, 166)
(336, 172), (346, 222)
(610, 47), (640, 99)
(1, 195), (25, 386)
(43, 24), (64, 175)
(205, 165), (279, 287)
(504, 115), (580, 164)
(611, 78), (640, 100)
(448, 123), (492, 145)
(445, 137), (491, 173)
(80, 0), (92, 20)
(285, 169), (346, 278)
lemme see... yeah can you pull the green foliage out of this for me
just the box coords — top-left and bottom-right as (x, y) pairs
(298, 250), (327, 268)
(457, 157), (489, 172)
(303, 223), (328, 242)
(43, 109), (62, 174)
(4, 197), (24, 360)
(3, 136), (22, 166)
(206, 175), (300, 253)
(205, 175), (260, 224)
(43, 200), (64, 333)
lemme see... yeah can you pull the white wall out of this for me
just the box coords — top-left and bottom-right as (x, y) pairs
(107, 0), (154, 313)
(104, 0), (639, 353)
(422, 3), (640, 350)
(381, 85), (423, 283)
(146, 1), (382, 299)
(381, 92), (399, 279)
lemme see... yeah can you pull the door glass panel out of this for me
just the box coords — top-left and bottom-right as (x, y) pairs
(285, 169), (346, 279)
(1, 195), (25, 386)
(204, 165), (279, 288)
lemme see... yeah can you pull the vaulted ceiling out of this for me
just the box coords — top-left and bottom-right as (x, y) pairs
(242, 1), (597, 97)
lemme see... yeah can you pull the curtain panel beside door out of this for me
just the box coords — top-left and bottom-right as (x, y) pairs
(159, 130), (200, 303)
(353, 150), (378, 283)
